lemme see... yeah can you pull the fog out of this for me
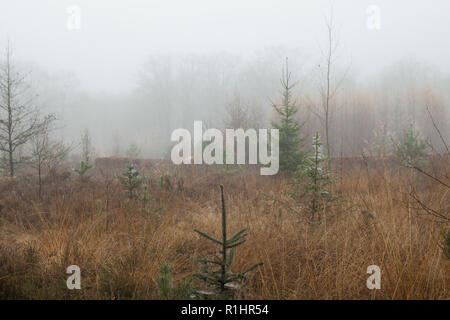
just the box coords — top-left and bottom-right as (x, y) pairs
(1, 0), (449, 158)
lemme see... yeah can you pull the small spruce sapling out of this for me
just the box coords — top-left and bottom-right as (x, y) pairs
(271, 58), (307, 172)
(393, 124), (430, 168)
(72, 130), (93, 180)
(72, 157), (92, 180)
(116, 163), (144, 199)
(193, 185), (263, 298)
(291, 132), (334, 221)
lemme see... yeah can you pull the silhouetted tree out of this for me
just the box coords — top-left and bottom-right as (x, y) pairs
(0, 41), (54, 176)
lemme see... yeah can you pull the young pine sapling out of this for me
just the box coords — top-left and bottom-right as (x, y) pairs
(117, 163), (144, 199)
(193, 185), (263, 298)
(292, 132), (334, 221)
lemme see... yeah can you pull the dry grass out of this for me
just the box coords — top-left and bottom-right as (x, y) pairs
(0, 160), (448, 299)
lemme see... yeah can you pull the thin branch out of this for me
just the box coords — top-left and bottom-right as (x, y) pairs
(426, 105), (449, 154)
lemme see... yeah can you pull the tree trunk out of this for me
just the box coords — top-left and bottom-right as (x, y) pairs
(38, 161), (42, 199)
(6, 43), (14, 177)
(8, 146), (14, 177)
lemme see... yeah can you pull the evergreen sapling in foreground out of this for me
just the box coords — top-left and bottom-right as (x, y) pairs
(193, 185), (263, 298)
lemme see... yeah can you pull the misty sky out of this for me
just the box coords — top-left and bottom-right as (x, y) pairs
(1, 0), (450, 93)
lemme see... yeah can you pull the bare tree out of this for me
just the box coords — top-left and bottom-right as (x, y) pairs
(0, 41), (54, 176)
(223, 95), (249, 129)
(315, 9), (350, 158)
(30, 131), (70, 199)
(223, 94), (266, 130)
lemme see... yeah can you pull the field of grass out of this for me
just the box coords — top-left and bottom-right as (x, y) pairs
(0, 158), (448, 299)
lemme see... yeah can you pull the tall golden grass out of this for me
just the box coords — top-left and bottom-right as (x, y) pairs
(0, 159), (448, 299)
